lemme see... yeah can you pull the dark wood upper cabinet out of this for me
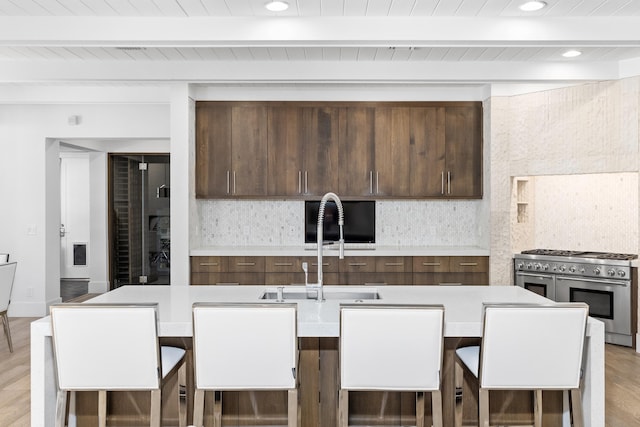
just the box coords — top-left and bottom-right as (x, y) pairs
(196, 103), (267, 198)
(195, 103), (231, 198)
(338, 106), (376, 196)
(196, 101), (482, 199)
(444, 104), (483, 197)
(302, 106), (340, 196)
(267, 105), (340, 196)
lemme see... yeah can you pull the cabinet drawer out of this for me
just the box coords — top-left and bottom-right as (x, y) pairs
(191, 256), (227, 273)
(413, 256), (449, 273)
(191, 272), (265, 286)
(304, 256), (339, 273)
(265, 272), (339, 286)
(449, 256), (488, 273)
(376, 256), (412, 273)
(266, 257), (301, 273)
(340, 256), (375, 273)
(228, 256), (265, 272)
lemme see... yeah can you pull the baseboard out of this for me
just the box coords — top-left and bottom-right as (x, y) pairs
(8, 297), (61, 317)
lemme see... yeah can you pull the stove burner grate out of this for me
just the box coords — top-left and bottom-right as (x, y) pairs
(521, 249), (585, 256)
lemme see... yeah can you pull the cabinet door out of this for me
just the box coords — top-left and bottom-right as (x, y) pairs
(303, 106), (340, 196)
(339, 106), (376, 196)
(444, 104), (482, 198)
(195, 104), (232, 198)
(376, 107), (445, 197)
(231, 105), (268, 196)
(267, 106), (304, 196)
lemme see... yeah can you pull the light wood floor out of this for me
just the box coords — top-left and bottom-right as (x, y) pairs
(2, 315), (639, 427)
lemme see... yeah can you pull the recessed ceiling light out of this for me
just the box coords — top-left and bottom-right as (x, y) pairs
(562, 49), (582, 58)
(265, 1), (289, 12)
(519, 1), (547, 12)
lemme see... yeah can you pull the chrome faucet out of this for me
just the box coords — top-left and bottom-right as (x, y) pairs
(306, 192), (345, 301)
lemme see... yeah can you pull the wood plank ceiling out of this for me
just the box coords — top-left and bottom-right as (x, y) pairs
(0, 0), (639, 84)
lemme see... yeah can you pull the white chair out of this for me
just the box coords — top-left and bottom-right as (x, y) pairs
(192, 302), (298, 427)
(50, 303), (187, 427)
(339, 304), (445, 427)
(0, 262), (17, 353)
(455, 303), (589, 427)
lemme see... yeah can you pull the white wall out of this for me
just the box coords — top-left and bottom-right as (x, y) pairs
(0, 103), (170, 316)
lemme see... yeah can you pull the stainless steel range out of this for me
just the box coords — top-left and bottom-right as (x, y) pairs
(514, 249), (637, 348)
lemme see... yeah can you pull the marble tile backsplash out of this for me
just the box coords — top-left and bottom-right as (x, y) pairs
(532, 173), (638, 253)
(195, 200), (484, 247)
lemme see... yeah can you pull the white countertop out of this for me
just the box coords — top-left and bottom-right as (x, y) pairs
(190, 245), (490, 257)
(33, 285), (597, 338)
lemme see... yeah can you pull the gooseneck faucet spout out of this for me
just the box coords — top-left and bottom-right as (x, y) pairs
(309, 192), (345, 301)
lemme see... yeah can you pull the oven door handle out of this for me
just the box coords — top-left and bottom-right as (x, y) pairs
(556, 275), (629, 287)
(515, 272), (554, 279)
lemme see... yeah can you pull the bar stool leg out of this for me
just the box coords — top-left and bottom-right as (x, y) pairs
(150, 389), (161, 427)
(534, 389), (543, 427)
(288, 389), (297, 427)
(416, 391), (425, 427)
(1, 311), (12, 353)
(193, 389), (205, 427)
(431, 389), (443, 427)
(338, 389), (349, 427)
(571, 388), (584, 427)
(213, 390), (222, 427)
(479, 389), (490, 427)
(98, 390), (107, 427)
(55, 390), (68, 427)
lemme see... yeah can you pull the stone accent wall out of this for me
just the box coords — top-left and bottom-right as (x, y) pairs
(490, 77), (640, 285)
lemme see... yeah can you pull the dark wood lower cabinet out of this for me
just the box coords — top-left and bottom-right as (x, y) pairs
(71, 337), (563, 427)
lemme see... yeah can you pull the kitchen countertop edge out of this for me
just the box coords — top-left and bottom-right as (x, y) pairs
(190, 245), (490, 257)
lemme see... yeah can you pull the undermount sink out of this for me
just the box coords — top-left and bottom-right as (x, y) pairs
(260, 286), (381, 301)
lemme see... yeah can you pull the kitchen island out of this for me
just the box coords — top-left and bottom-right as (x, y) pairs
(31, 285), (604, 427)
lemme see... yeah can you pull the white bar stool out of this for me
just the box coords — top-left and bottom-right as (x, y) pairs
(455, 303), (589, 427)
(0, 262), (17, 353)
(50, 303), (187, 427)
(192, 302), (298, 427)
(339, 304), (445, 427)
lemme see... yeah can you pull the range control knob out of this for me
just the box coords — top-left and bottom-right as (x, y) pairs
(527, 263), (533, 269)
(618, 270), (626, 278)
(535, 263), (542, 270)
(559, 265), (566, 272)
(607, 269), (616, 277)
(542, 264), (550, 271)
(569, 266), (576, 273)
(593, 268), (601, 275)
(517, 262), (524, 270)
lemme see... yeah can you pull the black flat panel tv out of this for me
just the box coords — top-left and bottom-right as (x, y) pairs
(304, 200), (375, 244)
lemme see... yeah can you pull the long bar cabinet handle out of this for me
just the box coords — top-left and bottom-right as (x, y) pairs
(274, 262), (294, 267)
(226, 170), (230, 194)
(199, 262), (219, 266)
(298, 171), (302, 194)
(311, 262), (330, 267)
(447, 171), (451, 194)
(349, 262), (368, 267)
(459, 262), (478, 267)
(304, 171), (308, 194)
(236, 262), (256, 266)
(369, 171), (373, 194)
(384, 262), (404, 266)
(376, 171), (379, 194)
(423, 262), (441, 266)
(233, 171), (236, 194)
(441, 172), (445, 195)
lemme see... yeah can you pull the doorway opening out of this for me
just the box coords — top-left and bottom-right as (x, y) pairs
(109, 154), (170, 288)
